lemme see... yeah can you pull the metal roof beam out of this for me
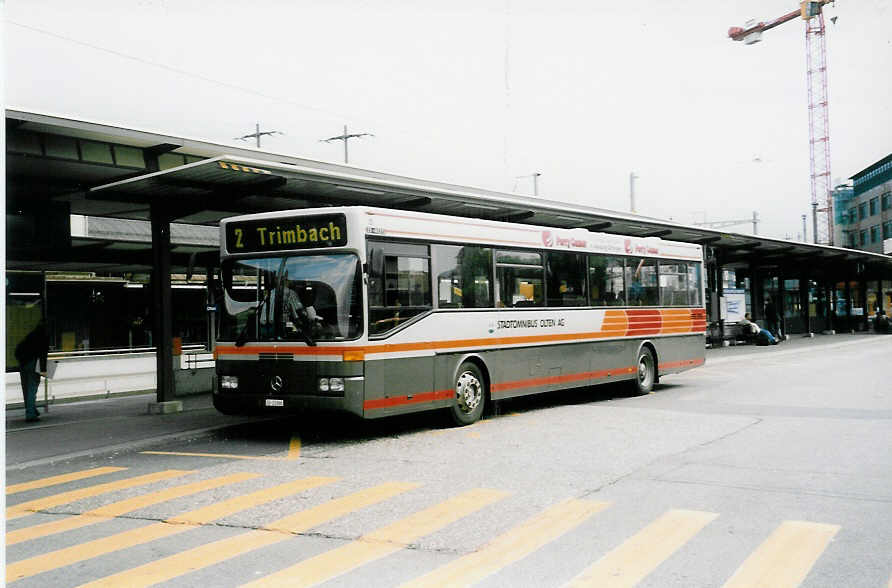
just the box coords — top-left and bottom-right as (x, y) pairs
(695, 236), (722, 245)
(143, 143), (183, 159)
(493, 210), (536, 222)
(6, 243), (212, 270)
(398, 196), (432, 208)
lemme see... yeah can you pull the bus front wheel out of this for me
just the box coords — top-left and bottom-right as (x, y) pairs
(213, 395), (247, 415)
(450, 362), (485, 426)
(629, 346), (656, 396)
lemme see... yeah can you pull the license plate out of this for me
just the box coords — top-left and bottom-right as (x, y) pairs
(265, 399), (284, 407)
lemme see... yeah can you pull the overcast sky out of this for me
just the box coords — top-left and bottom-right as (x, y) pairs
(5, 0), (891, 240)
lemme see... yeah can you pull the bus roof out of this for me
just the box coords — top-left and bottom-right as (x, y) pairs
(221, 205), (703, 261)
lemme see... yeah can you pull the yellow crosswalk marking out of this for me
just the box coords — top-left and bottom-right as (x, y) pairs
(6, 469), (191, 521)
(243, 488), (510, 588)
(6, 472), (260, 546)
(567, 509), (718, 588)
(262, 482), (419, 535)
(81, 481), (418, 588)
(165, 476), (337, 526)
(403, 499), (611, 588)
(721, 520), (840, 588)
(6, 467), (127, 495)
(6, 476), (337, 583)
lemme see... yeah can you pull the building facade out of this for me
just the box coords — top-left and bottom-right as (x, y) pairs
(843, 153), (892, 254)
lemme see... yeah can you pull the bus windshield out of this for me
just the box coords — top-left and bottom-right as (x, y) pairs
(221, 253), (362, 343)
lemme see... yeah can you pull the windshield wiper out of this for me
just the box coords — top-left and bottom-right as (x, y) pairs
(293, 308), (317, 347)
(234, 293), (269, 348)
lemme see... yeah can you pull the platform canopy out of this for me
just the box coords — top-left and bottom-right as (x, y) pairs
(7, 107), (891, 274)
(87, 153), (892, 272)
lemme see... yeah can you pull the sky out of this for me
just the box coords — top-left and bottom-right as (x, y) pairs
(4, 0), (891, 241)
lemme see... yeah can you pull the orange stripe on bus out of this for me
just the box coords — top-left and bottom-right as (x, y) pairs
(491, 367), (635, 393)
(625, 310), (661, 336)
(217, 309), (706, 358)
(362, 356), (703, 411)
(659, 358), (705, 370)
(364, 389), (453, 410)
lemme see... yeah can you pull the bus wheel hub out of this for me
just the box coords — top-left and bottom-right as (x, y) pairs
(456, 371), (482, 413)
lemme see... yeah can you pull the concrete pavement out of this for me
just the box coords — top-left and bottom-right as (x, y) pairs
(5, 392), (267, 469)
(5, 332), (886, 469)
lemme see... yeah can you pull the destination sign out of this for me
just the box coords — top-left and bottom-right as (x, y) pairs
(225, 213), (348, 253)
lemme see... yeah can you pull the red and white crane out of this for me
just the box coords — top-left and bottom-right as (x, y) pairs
(729, 1), (835, 245)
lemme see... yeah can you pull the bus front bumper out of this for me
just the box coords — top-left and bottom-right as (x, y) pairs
(214, 375), (365, 417)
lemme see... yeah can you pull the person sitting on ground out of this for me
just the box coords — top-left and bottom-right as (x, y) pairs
(738, 313), (778, 346)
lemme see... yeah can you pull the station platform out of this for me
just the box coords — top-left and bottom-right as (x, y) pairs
(5, 332), (887, 470)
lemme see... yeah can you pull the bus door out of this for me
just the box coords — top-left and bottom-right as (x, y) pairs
(364, 241), (434, 414)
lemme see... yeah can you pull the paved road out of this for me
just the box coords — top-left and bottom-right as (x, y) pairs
(5, 335), (891, 587)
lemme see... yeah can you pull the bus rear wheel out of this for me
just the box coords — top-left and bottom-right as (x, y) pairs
(450, 362), (485, 426)
(629, 346), (656, 396)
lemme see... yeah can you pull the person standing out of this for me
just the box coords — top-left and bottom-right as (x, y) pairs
(15, 321), (49, 422)
(764, 297), (782, 341)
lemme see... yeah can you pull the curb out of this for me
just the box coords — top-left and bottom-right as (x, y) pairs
(6, 422), (248, 471)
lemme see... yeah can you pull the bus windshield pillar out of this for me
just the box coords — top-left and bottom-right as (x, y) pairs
(150, 201), (176, 404)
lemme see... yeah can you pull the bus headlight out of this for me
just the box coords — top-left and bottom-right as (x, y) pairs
(220, 375), (239, 390)
(318, 377), (344, 392)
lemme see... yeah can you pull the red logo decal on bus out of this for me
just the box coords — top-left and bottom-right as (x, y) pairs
(542, 231), (554, 247)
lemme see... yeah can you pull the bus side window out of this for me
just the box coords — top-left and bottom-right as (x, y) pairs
(625, 257), (658, 306)
(494, 250), (544, 308)
(432, 244), (493, 309)
(367, 246), (384, 308)
(659, 262), (689, 306)
(367, 242), (431, 335)
(590, 255), (625, 306)
(688, 263), (703, 306)
(546, 251), (586, 307)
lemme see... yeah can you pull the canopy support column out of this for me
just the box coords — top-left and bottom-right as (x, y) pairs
(149, 201), (180, 412)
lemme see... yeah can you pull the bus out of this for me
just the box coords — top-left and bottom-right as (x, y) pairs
(214, 206), (706, 425)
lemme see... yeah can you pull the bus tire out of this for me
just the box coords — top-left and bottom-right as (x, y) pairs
(450, 362), (486, 426)
(629, 346), (656, 396)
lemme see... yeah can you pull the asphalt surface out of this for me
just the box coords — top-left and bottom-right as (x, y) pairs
(4, 330), (890, 588)
(4, 331), (883, 470)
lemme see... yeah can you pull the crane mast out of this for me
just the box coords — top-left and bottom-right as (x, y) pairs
(729, 1), (834, 245)
(805, 10), (832, 246)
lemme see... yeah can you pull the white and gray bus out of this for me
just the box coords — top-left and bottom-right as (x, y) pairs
(215, 206), (706, 425)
